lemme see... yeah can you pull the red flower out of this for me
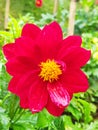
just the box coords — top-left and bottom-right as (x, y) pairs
(3, 22), (91, 116)
(35, 0), (43, 7)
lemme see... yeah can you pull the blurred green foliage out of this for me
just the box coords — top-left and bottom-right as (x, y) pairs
(0, 0), (98, 130)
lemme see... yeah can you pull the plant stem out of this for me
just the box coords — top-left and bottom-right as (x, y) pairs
(12, 109), (25, 124)
(9, 94), (19, 121)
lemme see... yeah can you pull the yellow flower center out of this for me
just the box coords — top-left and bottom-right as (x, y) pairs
(39, 59), (62, 82)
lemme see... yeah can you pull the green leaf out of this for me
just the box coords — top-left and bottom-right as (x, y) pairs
(78, 99), (93, 123)
(0, 107), (10, 130)
(12, 123), (36, 130)
(63, 115), (83, 130)
(18, 110), (38, 126)
(85, 120), (98, 130)
(52, 117), (65, 130)
(66, 99), (82, 121)
(36, 109), (54, 129)
(63, 115), (73, 127)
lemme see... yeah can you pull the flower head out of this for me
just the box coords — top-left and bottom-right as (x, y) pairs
(39, 59), (62, 82)
(3, 21), (91, 116)
(35, 0), (43, 7)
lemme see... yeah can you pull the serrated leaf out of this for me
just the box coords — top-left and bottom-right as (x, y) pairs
(0, 112), (10, 130)
(37, 109), (54, 129)
(52, 117), (65, 130)
(12, 123), (35, 130)
(66, 102), (82, 121)
(63, 115), (73, 126)
(78, 99), (92, 123)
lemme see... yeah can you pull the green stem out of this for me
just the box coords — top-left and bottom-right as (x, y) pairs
(2, 93), (11, 103)
(9, 94), (19, 120)
(10, 106), (19, 122)
(12, 109), (25, 124)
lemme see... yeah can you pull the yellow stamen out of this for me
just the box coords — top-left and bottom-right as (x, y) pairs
(39, 59), (62, 82)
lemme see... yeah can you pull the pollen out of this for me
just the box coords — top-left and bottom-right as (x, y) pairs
(39, 59), (62, 82)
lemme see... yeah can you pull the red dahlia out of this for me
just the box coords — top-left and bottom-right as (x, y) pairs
(35, 0), (43, 7)
(3, 21), (91, 116)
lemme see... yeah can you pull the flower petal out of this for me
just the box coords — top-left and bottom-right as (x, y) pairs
(63, 35), (82, 47)
(21, 23), (41, 39)
(8, 76), (19, 94)
(15, 37), (34, 57)
(46, 97), (65, 116)
(19, 95), (29, 109)
(48, 21), (63, 41)
(47, 81), (70, 108)
(37, 21), (63, 59)
(57, 35), (82, 59)
(15, 37), (43, 64)
(15, 71), (39, 108)
(58, 46), (91, 68)
(8, 76), (29, 109)
(16, 71), (39, 94)
(8, 73), (35, 109)
(62, 69), (89, 93)
(3, 43), (15, 60)
(29, 80), (48, 113)
(20, 82), (47, 110)
(6, 56), (37, 76)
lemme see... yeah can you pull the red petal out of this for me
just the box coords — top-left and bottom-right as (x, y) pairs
(15, 72), (39, 108)
(8, 76), (29, 109)
(58, 46), (91, 68)
(46, 97), (65, 116)
(49, 21), (63, 41)
(63, 35), (82, 47)
(15, 37), (35, 57)
(8, 72), (38, 109)
(47, 82), (70, 108)
(21, 23), (41, 39)
(15, 37), (43, 64)
(17, 56), (39, 70)
(15, 71), (39, 94)
(19, 95), (29, 109)
(29, 80), (48, 113)
(57, 35), (82, 59)
(3, 43), (15, 60)
(6, 56), (37, 76)
(8, 76), (19, 94)
(62, 69), (89, 93)
(37, 21), (63, 59)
